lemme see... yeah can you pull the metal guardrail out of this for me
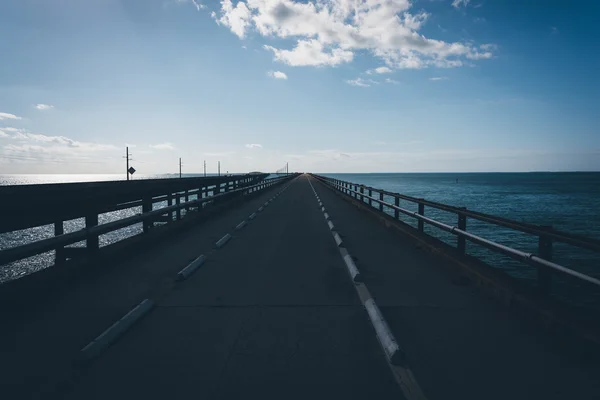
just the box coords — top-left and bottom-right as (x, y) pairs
(312, 174), (600, 295)
(0, 175), (295, 267)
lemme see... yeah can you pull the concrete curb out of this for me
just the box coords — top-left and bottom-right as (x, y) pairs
(327, 220), (335, 230)
(332, 231), (343, 247)
(258, 206), (264, 212)
(80, 299), (154, 361)
(339, 248), (362, 282)
(249, 212), (257, 220)
(216, 233), (232, 248)
(364, 298), (406, 366)
(321, 206), (326, 212)
(324, 212), (330, 220)
(177, 255), (206, 281)
(236, 220), (247, 230)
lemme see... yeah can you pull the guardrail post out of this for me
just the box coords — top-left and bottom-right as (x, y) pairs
(538, 226), (553, 296)
(176, 194), (181, 220)
(368, 189), (372, 207)
(457, 208), (467, 254)
(54, 221), (65, 264)
(167, 193), (173, 222)
(379, 192), (384, 212)
(142, 197), (152, 233)
(394, 197), (399, 219)
(418, 201), (425, 232)
(360, 186), (364, 202)
(86, 213), (99, 253)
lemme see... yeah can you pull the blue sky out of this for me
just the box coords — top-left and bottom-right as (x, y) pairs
(0, 0), (598, 174)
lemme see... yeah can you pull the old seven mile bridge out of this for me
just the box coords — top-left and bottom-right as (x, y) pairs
(0, 172), (599, 400)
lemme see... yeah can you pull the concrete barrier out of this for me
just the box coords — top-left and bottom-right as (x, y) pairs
(258, 206), (264, 212)
(216, 233), (232, 248)
(364, 298), (405, 366)
(236, 220), (247, 230)
(327, 220), (334, 230)
(249, 212), (257, 220)
(333, 231), (343, 247)
(324, 212), (330, 220)
(80, 299), (154, 361)
(340, 249), (362, 282)
(177, 255), (206, 281)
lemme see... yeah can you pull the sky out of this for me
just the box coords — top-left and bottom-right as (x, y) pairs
(0, 0), (599, 174)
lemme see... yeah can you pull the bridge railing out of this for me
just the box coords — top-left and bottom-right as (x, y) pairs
(312, 174), (600, 301)
(0, 174), (295, 273)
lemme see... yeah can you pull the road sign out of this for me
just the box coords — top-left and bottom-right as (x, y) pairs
(128, 167), (136, 175)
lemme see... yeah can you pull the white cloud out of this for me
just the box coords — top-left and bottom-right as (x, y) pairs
(346, 78), (371, 87)
(6, 130), (116, 151)
(0, 112), (22, 120)
(35, 104), (54, 110)
(245, 143), (263, 148)
(191, 0), (205, 10)
(149, 142), (176, 150)
(175, 0), (205, 10)
(212, 0), (493, 70)
(267, 70), (288, 79)
(1, 129), (119, 168)
(385, 78), (400, 84)
(429, 76), (448, 81)
(452, 0), (470, 8)
(366, 66), (393, 74)
(214, 0), (252, 38)
(264, 40), (353, 67)
(0, 127), (24, 133)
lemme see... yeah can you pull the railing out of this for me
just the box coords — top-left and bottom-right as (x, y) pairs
(312, 174), (600, 299)
(0, 174), (296, 270)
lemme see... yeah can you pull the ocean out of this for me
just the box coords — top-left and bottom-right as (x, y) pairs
(1, 172), (599, 308)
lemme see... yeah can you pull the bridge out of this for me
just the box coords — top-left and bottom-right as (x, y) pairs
(1, 173), (599, 399)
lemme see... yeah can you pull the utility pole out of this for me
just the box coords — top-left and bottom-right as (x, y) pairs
(218, 161), (221, 177)
(203, 160), (206, 177)
(286, 162), (289, 176)
(179, 157), (182, 178)
(123, 147), (133, 181)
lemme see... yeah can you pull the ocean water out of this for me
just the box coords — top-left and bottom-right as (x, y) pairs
(1, 172), (599, 308)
